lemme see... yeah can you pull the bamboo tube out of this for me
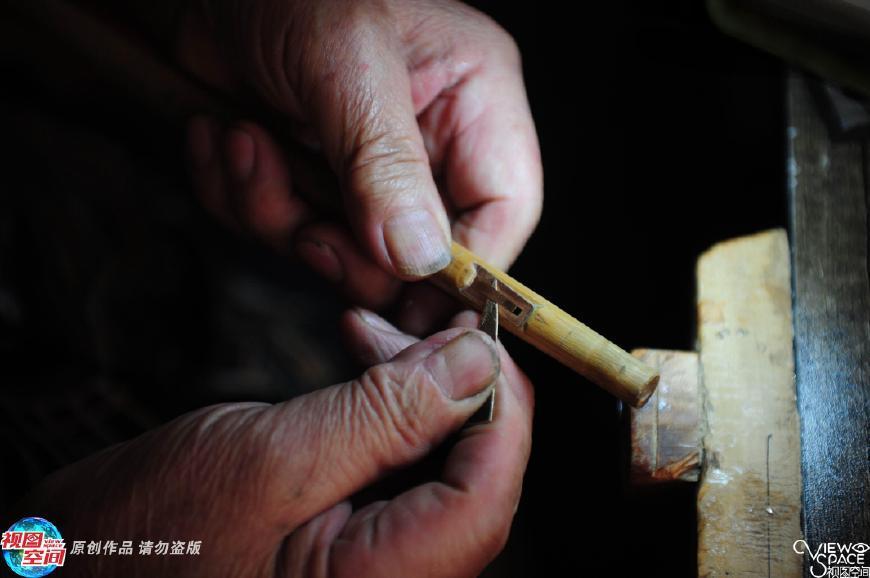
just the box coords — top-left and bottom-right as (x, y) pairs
(12, 0), (660, 407)
(434, 243), (659, 407)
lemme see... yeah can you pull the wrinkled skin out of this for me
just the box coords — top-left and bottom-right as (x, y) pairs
(15, 311), (533, 577)
(183, 0), (542, 333)
(12, 2), (542, 576)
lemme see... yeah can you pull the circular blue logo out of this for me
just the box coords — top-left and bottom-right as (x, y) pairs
(2, 518), (64, 577)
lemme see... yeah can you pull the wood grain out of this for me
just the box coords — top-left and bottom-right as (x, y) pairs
(787, 73), (870, 547)
(696, 229), (803, 577)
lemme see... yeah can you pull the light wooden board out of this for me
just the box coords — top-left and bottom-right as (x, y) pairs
(696, 229), (803, 577)
(787, 73), (870, 546)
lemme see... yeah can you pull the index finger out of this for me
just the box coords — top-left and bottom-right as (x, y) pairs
(418, 34), (543, 269)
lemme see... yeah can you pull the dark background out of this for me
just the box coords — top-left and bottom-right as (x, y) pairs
(1, 1), (786, 575)
(473, 2), (785, 575)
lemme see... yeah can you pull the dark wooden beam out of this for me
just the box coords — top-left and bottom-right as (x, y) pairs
(787, 72), (870, 547)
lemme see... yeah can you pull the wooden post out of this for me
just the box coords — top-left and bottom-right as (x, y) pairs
(696, 229), (802, 577)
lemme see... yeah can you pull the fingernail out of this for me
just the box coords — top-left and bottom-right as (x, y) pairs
(225, 127), (255, 182)
(188, 116), (218, 168)
(297, 240), (344, 282)
(356, 309), (397, 333)
(383, 209), (451, 277)
(424, 332), (499, 400)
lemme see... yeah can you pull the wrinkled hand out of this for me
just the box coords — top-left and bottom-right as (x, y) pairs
(16, 311), (533, 577)
(183, 0), (542, 331)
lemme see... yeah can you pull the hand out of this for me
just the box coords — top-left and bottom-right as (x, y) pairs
(15, 311), (534, 577)
(183, 0), (542, 331)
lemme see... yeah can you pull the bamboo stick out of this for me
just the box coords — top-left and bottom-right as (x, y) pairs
(434, 243), (659, 407)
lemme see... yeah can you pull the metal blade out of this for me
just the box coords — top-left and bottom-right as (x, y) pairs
(466, 297), (498, 425)
(479, 297), (499, 342)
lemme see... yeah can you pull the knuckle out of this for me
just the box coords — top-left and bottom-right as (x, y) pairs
(489, 31), (521, 72)
(344, 130), (428, 206)
(354, 364), (430, 456)
(495, 28), (521, 62)
(312, 1), (395, 72)
(297, 3), (392, 106)
(324, 6), (373, 52)
(244, 187), (300, 240)
(524, 192), (544, 232)
(459, 7), (521, 65)
(486, 517), (513, 560)
(472, 495), (515, 564)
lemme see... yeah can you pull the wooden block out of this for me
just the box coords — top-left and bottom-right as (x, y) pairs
(696, 229), (803, 577)
(629, 349), (701, 485)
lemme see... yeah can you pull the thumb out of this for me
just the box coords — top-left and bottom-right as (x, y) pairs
(264, 328), (498, 525)
(304, 25), (452, 279)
